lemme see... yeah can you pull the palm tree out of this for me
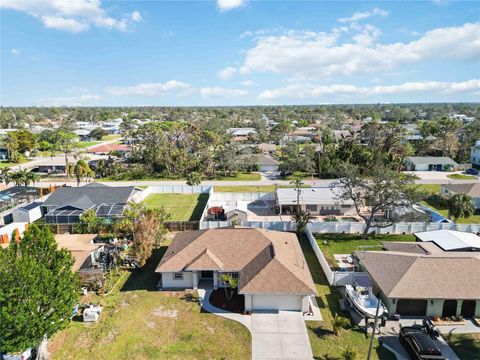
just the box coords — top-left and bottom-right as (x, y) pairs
(292, 209), (315, 234)
(0, 167), (12, 186)
(331, 314), (349, 336)
(220, 273), (238, 302)
(74, 160), (94, 186)
(289, 178), (305, 213)
(26, 171), (40, 187)
(10, 170), (27, 186)
(445, 193), (475, 221)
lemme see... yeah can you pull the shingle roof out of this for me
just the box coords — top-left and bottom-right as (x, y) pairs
(404, 156), (457, 166)
(87, 144), (130, 153)
(43, 184), (137, 210)
(240, 154), (279, 166)
(356, 250), (480, 300)
(157, 228), (317, 295)
(55, 234), (100, 271)
(442, 183), (480, 198)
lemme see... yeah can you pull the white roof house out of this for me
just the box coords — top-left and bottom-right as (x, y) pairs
(276, 187), (353, 206)
(414, 230), (480, 251)
(227, 128), (257, 137)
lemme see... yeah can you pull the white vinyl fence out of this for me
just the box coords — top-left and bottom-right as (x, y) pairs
(137, 185), (213, 201)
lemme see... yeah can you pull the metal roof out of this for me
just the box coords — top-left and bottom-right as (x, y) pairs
(414, 230), (480, 251)
(404, 156), (458, 166)
(276, 187), (354, 206)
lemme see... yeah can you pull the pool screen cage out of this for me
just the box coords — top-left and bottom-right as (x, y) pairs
(45, 203), (127, 225)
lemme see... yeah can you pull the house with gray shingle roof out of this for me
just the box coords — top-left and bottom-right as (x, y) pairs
(42, 183), (142, 229)
(156, 228), (317, 313)
(403, 156), (458, 171)
(355, 235), (480, 318)
(442, 183), (480, 209)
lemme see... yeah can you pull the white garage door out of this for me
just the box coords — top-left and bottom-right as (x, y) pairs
(252, 294), (302, 311)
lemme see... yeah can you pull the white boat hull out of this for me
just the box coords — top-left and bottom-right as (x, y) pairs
(345, 285), (387, 319)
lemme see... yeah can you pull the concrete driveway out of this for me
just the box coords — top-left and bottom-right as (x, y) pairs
(252, 312), (313, 360)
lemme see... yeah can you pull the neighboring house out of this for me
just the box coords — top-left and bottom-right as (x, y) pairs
(355, 235), (480, 317)
(227, 128), (257, 138)
(73, 129), (94, 141)
(403, 156), (458, 171)
(87, 143), (131, 155)
(441, 183), (480, 209)
(257, 143), (276, 154)
(42, 183), (142, 231)
(0, 147), (8, 160)
(55, 234), (103, 272)
(12, 202), (43, 223)
(156, 228), (317, 312)
(470, 140), (480, 166)
(414, 229), (480, 252)
(240, 154), (279, 172)
(275, 187), (355, 216)
(0, 222), (28, 245)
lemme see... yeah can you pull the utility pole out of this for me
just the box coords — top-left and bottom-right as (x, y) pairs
(367, 292), (382, 360)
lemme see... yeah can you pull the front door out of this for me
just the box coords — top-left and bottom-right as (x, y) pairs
(442, 300), (457, 317)
(201, 271), (213, 279)
(461, 300), (476, 317)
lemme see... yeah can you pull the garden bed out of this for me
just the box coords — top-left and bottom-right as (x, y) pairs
(209, 288), (245, 314)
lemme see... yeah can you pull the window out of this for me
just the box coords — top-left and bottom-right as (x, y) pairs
(223, 272), (239, 279)
(172, 272), (183, 280)
(306, 204), (317, 212)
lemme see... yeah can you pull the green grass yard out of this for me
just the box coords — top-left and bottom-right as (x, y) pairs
(416, 183), (441, 195)
(48, 246), (251, 360)
(75, 141), (100, 148)
(447, 173), (477, 180)
(315, 233), (415, 268)
(213, 172), (261, 181)
(421, 198), (480, 224)
(445, 333), (480, 360)
(301, 237), (395, 360)
(144, 193), (209, 221)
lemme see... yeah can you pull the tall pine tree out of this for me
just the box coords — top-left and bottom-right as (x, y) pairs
(0, 225), (79, 353)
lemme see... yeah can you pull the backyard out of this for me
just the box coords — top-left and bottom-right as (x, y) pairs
(315, 233), (415, 267)
(144, 193), (209, 221)
(301, 236), (395, 360)
(421, 197), (480, 224)
(48, 246), (251, 360)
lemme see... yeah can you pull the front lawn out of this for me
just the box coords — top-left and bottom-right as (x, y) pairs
(76, 141), (100, 148)
(144, 193), (209, 221)
(301, 237), (395, 360)
(445, 333), (480, 360)
(447, 173), (477, 180)
(213, 172), (261, 181)
(416, 183), (441, 195)
(48, 246), (251, 360)
(315, 233), (415, 268)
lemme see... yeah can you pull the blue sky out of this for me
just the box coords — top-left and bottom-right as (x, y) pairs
(1, 0), (479, 106)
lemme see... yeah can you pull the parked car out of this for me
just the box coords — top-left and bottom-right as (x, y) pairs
(399, 326), (445, 360)
(466, 168), (479, 175)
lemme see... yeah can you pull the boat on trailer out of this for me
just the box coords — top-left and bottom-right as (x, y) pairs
(345, 284), (387, 318)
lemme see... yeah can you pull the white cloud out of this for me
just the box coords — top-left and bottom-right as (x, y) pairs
(131, 11), (142, 22)
(106, 81), (192, 96)
(1, 0), (140, 32)
(241, 80), (256, 86)
(201, 87), (249, 97)
(38, 94), (100, 106)
(259, 79), (480, 100)
(217, 0), (246, 12)
(338, 8), (388, 23)
(11, 48), (20, 55)
(41, 15), (89, 32)
(218, 66), (237, 80)
(239, 23), (480, 78)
